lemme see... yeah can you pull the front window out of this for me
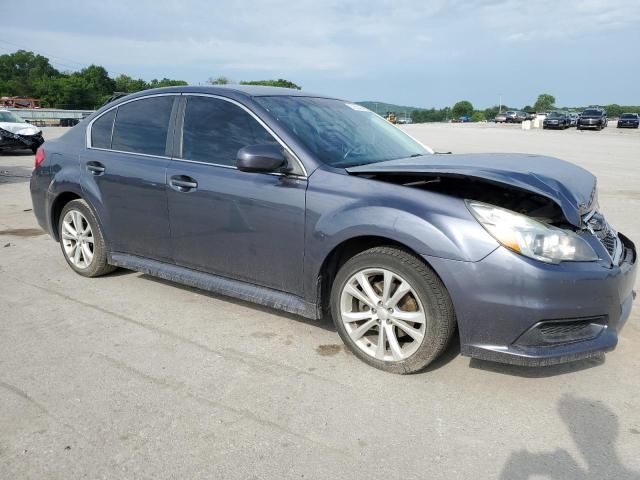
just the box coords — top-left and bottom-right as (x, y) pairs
(181, 96), (277, 166)
(0, 111), (26, 123)
(621, 113), (637, 119)
(582, 109), (601, 116)
(547, 112), (563, 118)
(255, 96), (429, 168)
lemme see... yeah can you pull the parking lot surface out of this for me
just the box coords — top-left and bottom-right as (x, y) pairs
(1, 125), (639, 479)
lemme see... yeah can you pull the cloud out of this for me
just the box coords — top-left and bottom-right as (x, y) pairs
(1, 0), (639, 106)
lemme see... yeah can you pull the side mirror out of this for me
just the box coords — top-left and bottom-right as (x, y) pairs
(236, 144), (286, 173)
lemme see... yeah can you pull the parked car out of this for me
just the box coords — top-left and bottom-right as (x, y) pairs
(617, 113), (640, 129)
(578, 108), (608, 130)
(543, 111), (571, 129)
(0, 109), (45, 153)
(504, 111), (527, 123)
(458, 115), (471, 123)
(30, 86), (637, 373)
(494, 112), (508, 123)
(568, 112), (580, 127)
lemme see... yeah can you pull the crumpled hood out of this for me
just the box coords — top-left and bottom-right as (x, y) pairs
(0, 122), (41, 136)
(346, 153), (597, 227)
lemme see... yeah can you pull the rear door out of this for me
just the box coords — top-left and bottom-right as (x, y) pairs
(166, 94), (307, 295)
(81, 94), (177, 260)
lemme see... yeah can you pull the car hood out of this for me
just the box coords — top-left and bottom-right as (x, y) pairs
(0, 122), (41, 135)
(346, 153), (597, 227)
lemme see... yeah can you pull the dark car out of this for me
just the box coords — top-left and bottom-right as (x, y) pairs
(30, 86), (637, 374)
(617, 113), (640, 129)
(543, 111), (571, 129)
(578, 108), (608, 130)
(0, 109), (45, 153)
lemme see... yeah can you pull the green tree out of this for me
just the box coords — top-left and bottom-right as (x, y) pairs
(114, 74), (148, 93)
(533, 93), (555, 112)
(452, 100), (474, 118)
(604, 104), (623, 118)
(207, 76), (231, 85)
(239, 78), (301, 89)
(0, 50), (60, 98)
(148, 78), (188, 88)
(471, 111), (486, 122)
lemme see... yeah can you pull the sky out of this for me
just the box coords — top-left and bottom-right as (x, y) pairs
(2, 0), (639, 109)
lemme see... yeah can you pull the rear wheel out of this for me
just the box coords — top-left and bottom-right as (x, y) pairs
(331, 247), (456, 374)
(58, 199), (115, 277)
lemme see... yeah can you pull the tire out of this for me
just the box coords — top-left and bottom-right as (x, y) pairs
(58, 199), (116, 277)
(330, 246), (456, 374)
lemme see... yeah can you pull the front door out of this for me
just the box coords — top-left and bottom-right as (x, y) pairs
(166, 95), (307, 295)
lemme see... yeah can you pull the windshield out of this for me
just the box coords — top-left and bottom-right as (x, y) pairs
(254, 97), (429, 168)
(0, 111), (26, 123)
(548, 112), (564, 118)
(621, 113), (637, 119)
(582, 109), (601, 116)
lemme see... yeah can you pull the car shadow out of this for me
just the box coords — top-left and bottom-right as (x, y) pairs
(500, 394), (640, 479)
(138, 273), (337, 332)
(468, 354), (606, 378)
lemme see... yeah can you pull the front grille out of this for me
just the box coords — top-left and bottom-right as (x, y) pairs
(584, 211), (621, 263)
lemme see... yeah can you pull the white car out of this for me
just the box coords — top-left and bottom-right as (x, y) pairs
(0, 109), (44, 153)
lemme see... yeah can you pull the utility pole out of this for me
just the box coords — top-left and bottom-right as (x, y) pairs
(499, 94), (502, 113)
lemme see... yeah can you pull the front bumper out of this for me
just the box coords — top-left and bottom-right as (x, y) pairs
(0, 130), (44, 151)
(426, 234), (637, 366)
(578, 121), (603, 129)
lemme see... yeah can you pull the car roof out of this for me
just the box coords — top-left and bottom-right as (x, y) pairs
(121, 84), (337, 100)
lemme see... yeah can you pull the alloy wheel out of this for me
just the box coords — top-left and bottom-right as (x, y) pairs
(340, 268), (427, 362)
(61, 210), (94, 269)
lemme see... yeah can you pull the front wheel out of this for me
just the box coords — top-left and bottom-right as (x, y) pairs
(331, 247), (456, 374)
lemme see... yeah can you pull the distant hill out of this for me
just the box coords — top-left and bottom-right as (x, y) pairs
(356, 101), (423, 115)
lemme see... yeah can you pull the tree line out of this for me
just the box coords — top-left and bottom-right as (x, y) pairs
(0, 50), (301, 110)
(412, 94), (640, 123)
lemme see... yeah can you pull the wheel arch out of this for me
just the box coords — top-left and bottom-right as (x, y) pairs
(49, 191), (105, 244)
(50, 191), (82, 241)
(316, 235), (450, 317)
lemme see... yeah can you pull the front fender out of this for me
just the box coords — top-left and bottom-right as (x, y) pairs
(303, 169), (499, 301)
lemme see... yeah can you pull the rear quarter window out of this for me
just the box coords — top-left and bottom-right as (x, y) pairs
(91, 109), (116, 149)
(111, 96), (174, 156)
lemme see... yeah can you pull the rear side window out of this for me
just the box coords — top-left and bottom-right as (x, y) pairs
(111, 96), (174, 156)
(91, 109), (116, 149)
(181, 96), (276, 166)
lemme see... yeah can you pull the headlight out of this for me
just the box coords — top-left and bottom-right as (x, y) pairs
(466, 200), (598, 264)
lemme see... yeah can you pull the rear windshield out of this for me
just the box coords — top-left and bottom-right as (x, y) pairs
(255, 96), (429, 168)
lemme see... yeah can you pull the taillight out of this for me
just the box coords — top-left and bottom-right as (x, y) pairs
(34, 147), (45, 168)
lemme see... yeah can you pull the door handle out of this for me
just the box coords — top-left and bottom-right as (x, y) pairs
(86, 161), (106, 175)
(170, 175), (198, 192)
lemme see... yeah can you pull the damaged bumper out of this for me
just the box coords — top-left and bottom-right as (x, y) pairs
(426, 234), (637, 367)
(0, 127), (44, 151)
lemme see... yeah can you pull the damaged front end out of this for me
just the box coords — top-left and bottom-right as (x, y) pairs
(346, 152), (630, 266)
(0, 127), (44, 153)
